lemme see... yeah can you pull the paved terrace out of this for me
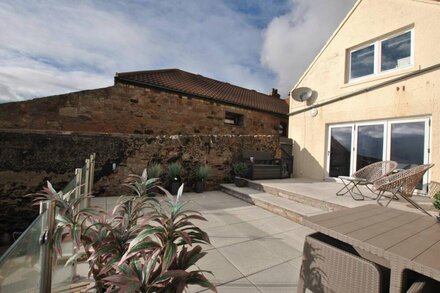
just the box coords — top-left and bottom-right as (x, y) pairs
(253, 178), (434, 210)
(64, 178), (435, 292)
(92, 192), (313, 292)
(221, 178), (436, 220)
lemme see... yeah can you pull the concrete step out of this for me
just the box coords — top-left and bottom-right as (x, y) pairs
(246, 180), (345, 212)
(220, 184), (327, 224)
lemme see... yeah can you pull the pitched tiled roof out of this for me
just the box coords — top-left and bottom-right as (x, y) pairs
(115, 69), (288, 115)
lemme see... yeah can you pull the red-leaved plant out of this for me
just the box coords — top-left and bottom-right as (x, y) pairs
(31, 169), (216, 292)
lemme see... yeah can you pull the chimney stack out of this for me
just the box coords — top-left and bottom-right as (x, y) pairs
(271, 88), (280, 99)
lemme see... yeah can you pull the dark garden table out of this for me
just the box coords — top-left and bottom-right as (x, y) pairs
(302, 204), (440, 292)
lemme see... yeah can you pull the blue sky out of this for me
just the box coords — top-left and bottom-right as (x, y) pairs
(0, 0), (356, 103)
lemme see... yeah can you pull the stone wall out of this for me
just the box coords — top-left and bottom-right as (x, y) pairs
(0, 130), (280, 235)
(0, 83), (287, 136)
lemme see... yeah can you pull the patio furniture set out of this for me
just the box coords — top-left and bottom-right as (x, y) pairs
(299, 205), (440, 293)
(297, 162), (439, 292)
(336, 161), (434, 216)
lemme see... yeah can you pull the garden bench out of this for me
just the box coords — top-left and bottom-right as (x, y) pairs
(241, 150), (282, 180)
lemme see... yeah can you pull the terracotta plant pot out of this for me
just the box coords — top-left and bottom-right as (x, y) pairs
(234, 177), (247, 187)
(195, 181), (204, 193)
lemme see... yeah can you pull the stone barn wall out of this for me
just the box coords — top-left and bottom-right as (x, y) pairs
(0, 129), (280, 235)
(0, 83), (287, 136)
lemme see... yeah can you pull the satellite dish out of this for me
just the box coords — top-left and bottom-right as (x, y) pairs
(291, 87), (313, 102)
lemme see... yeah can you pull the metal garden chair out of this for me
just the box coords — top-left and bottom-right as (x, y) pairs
(373, 164), (434, 216)
(336, 161), (398, 201)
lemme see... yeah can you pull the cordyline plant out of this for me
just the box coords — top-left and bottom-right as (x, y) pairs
(30, 169), (216, 293)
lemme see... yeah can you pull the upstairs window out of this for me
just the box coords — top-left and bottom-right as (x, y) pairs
(349, 29), (413, 81)
(224, 111), (244, 126)
(381, 31), (412, 72)
(350, 44), (375, 79)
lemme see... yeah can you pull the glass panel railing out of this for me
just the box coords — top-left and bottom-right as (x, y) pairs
(62, 176), (77, 197)
(0, 155), (95, 292)
(0, 211), (47, 292)
(52, 175), (78, 289)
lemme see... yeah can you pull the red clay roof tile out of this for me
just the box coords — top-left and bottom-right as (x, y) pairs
(115, 69), (288, 115)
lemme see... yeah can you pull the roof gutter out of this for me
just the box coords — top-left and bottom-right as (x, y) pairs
(288, 63), (440, 116)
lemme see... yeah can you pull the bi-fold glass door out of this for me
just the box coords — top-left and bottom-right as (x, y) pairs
(355, 123), (386, 171)
(327, 117), (430, 191)
(328, 125), (354, 178)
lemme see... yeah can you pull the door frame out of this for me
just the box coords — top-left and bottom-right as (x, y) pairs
(326, 124), (355, 181)
(352, 120), (387, 173)
(326, 116), (431, 192)
(386, 117), (431, 192)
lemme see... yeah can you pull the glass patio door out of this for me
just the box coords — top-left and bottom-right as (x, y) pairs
(387, 119), (430, 190)
(327, 117), (430, 190)
(328, 125), (354, 178)
(355, 123), (385, 170)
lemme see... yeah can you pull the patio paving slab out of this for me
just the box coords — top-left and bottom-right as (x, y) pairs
(216, 278), (261, 293)
(244, 216), (303, 235)
(256, 234), (303, 262)
(281, 226), (316, 252)
(191, 249), (245, 286)
(210, 205), (279, 222)
(204, 223), (255, 248)
(247, 262), (300, 293)
(217, 240), (286, 276)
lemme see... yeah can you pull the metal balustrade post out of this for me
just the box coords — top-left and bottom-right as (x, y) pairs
(39, 200), (55, 293)
(71, 168), (82, 282)
(89, 154), (95, 194)
(83, 159), (90, 209)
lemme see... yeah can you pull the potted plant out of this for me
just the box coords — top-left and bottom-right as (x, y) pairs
(147, 162), (162, 178)
(232, 162), (248, 187)
(194, 165), (210, 193)
(168, 162), (182, 195)
(147, 162), (162, 196)
(433, 191), (440, 220)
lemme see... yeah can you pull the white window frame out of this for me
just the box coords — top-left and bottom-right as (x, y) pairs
(326, 124), (355, 179)
(386, 117), (431, 192)
(352, 121), (387, 172)
(326, 116), (431, 193)
(348, 29), (414, 82)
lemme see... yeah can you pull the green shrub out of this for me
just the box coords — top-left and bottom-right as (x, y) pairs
(195, 165), (210, 181)
(168, 162), (182, 180)
(433, 192), (440, 210)
(147, 162), (162, 178)
(232, 162), (248, 178)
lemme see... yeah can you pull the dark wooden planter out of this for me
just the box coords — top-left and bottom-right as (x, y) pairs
(234, 177), (247, 187)
(195, 181), (204, 193)
(148, 186), (161, 197)
(170, 180), (181, 195)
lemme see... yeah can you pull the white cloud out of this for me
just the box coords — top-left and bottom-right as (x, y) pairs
(0, 0), (274, 102)
(261, 0), (357, 96)
(0, 0), (356, 102)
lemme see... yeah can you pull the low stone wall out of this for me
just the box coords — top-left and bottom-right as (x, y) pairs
(0, 129), (280, 236)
